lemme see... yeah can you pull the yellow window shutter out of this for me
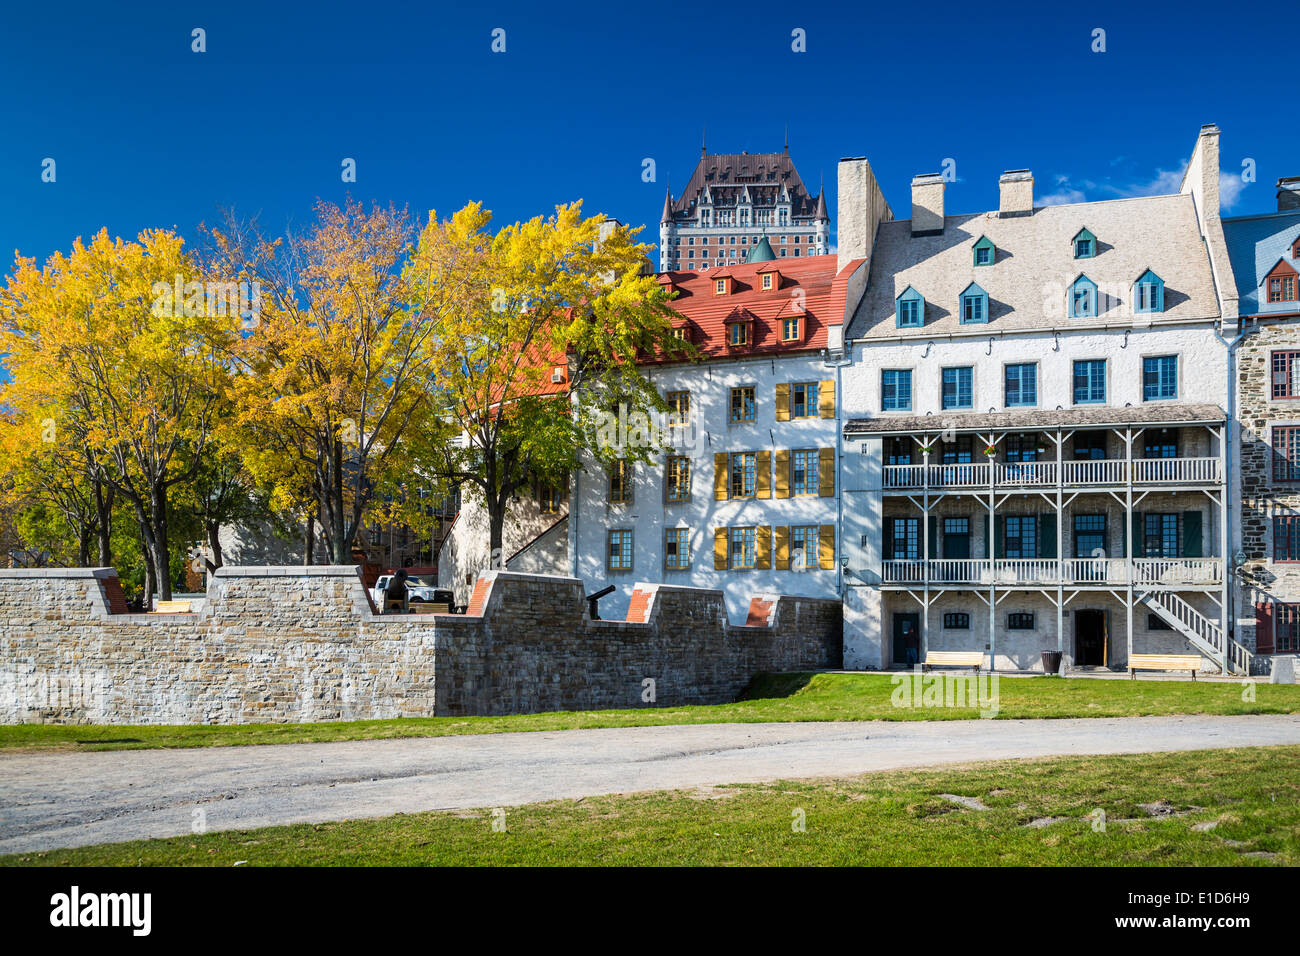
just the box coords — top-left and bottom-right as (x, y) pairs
(818, 447), (836, 496)
(775, 526), (790, 570)
(819, 379), (836, 418)
(756, 449), (771, 498)
(714, 452), (729, 500)
(757, 525), (772, 570)
(775, 383), (790, 421)
(714, 528), (729, 570)
(819, 524), (835, 570)
(774, 449), (791, 498)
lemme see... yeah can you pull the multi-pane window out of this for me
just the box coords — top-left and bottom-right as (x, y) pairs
(1277, 604), (1300, 652)
(1005, 433), (1039, 462)
(667, 390), (690, 427)
(729, 527), (757, 569)
(1275, 426), (1300, 481)
(941, 437), (972, 464)
(975, 245), (993, 266)
(943, 612), (971, 629)
(1070, 278), (1096, 317)
(539, 484), (563, 514)
(791, 449), (818, 496)
(1143, 355), (1178, 401)
(882, 369), (913, 411)
(1135, 273), (1164, 312)
(782, 317), (799, 341)
(608, 529), (633, 570)
(1143, 429), (1178, 459)
(1073, 359), (1106, 404)
(664, 528), (690, 569)
(791, 382), (820, 418)
(1074, 431), (1107, 459)
(729, 452), (757, 497)
(1004, 516), (1039, 558)
(730, 386), (756, 423)
(886, 438), (913, 466)
(897, 295), (922, 328)
(609, 460), (632, 503)
(886, 517), (919, 560)
(1074, 514), (1107, 557)
(761, 273), (774, 291)
(1143, 513), (1179, 558)
(941, 366), (973, 410)
(961, 291), (986, 323)
(1274, 515), (1300, 562)
(1074, 236), (1094, 258)
(1269, 274), (1298, 302)
(728, 322), (749, 346)
(790, 525), (818, 571)
(1005, 363), (1037, 407)
(1007, 612), (1035, 629)
(1271, 351), (1300, 399)
(666, 456), (691, 501)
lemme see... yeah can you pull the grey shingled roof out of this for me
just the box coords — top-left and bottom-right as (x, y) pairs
(844, 403), (1226, 436)
(846, 194), (1221, 339)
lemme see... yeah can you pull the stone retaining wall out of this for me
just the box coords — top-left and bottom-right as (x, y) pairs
(0, 567), (841, 724)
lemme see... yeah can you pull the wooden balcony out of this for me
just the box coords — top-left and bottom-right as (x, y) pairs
(880, 557), (1223, 589)
(882, 457), (1221, 492)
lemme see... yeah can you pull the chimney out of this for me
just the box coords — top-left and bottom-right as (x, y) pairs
(1279, 177), (1300, 212)
(837, 156), (894, 272)
(910, 174), (945, 236)
(998, 170), (1034, 217)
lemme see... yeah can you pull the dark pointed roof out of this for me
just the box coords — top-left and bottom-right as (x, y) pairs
(660, 187), (673, 225)
(746, 236), (776, 263)
(666, 150), (825, 221)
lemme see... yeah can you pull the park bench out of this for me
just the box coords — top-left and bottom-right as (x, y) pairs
(409, 602), (451, 614)
(921, 650), (986, 673)
(1128, 653), (1203, 679)
(153, 600), (192, 613)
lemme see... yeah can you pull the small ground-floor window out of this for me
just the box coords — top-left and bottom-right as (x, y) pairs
(1007, 612), (1035, 630)
(943, 612), (970, 629)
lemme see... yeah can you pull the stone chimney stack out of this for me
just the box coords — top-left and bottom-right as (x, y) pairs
(1279, 177), (1300, 212)
(998, 170), (1034, 217)
(910, 174), (945, 236)
(837, 156), (893, 272)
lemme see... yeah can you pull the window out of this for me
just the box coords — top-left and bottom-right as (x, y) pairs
(1069, 275), (1097, 318)
(1293, 236), (1300, 261)
(608, 529), (633, 571)
(1074, 514), (1107, 558)
(1143, 513), (1179, 558)
(1143, 428), (1178, 459)
(790, 525), (818, 570)
(666, 456), (691, 501)
(941, 366), (973, 410)
(1005, 363), (1037, 407)
(943, 612), (971, 629)
(1143, 355), (1178, 401)
(1147, 614), (1173, 631)
(730, 386), (756, 423)
(1134, 270), (1165, 313)
(665, 528), (690, 569)
(761, 273), (774, 290)
(1004, 516), (1039, 559)
(781, 317), (799, 342)
(667, 390), (690, 427)
(886, 438), (913, 466)
(1269, 274), (1298, 303)
(729, 452), (757, 497)
(1073, 228), (1096, 259)
(791, 382), (820, 418)
(1073, 431), (1106, 459)
(882, 369), (913, 411)
(1007, 612), (1035, 630)
(727, 322), (749, 346)
(729, 527), (757, 569)
(941, 437), (973, 464)
(538, 484), (563, 514)
(960, 283), (988, 324)
(1274, 515), (1300, 562)
(1005, 433), (1039, 462)
(885, 517), (919, 560)
(1278, 604), (1300, 652)
(609, 460), (632, 503)
(1073, 359), (1106, 404)
(973, 236), (995, 267)
(1275, 427), (1300, 481)
(896, 287), (924, 328)
(1272, 350), (1300, 399)
(791, 449), (818, 496)
(670, 327), (689, 342)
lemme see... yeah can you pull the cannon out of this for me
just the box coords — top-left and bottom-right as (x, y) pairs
(585, 584), (616, 620)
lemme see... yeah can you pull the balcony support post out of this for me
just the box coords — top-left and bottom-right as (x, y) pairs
(922, 436), (931, 662)
(1053, 427), (1064, 655)
(982, 431), (997, 671)
(1124, 426), (1135, 666)
(1217, 423), (1230, 674)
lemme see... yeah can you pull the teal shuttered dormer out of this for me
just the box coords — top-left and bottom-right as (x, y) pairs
(960, 282), (989, 324)
(896, 286), (924, 328)
(1134, 269), (1165, 313)
(1073, 227), (1097, 259)
(972, 235), (995, 267)
(1069, 274), (1098, 318)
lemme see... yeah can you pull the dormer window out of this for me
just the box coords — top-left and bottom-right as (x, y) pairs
(1073, 228), (1097, 259)
(1134, 270), (1165, 314)
(715, 278), (726, 295)
(973, 236), (995, 267)
(1292, 235), (1300, 261)
(759, 269), (781, 291)
(1267, 259), (1299, 303)
(781, 317), (800, 343)
(671, 325), (691, 343)
(1069, 274), (1098, 318)
(727, 322), (750, 347)
(960, 282), (989, 324)
(896, 286), (924, 329)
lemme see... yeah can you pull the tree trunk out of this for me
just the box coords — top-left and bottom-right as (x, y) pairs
(149, 481), (173, 602)
(205, 521), (224, 571)
(140, 523), (156, 611)
(302, 512), (315, 564)
(77, 528), (92, 567)
(95, 481), (113, 567)
(487, 491), (506, 569)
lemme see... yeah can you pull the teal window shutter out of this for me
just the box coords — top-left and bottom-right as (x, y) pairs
(994, 515), (1005, 559)
(1039, 513), (1057, 559)
(1182, 511), (1202, 557)
(928, 516), (939, 556)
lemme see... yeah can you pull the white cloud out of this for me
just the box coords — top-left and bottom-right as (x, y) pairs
(1038, 187), (1088, 207)
(1039, 158), (1247, 210)
(1218, 170), (1247, 210)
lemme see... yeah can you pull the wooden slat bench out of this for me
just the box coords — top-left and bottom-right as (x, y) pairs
(409, 602), (450, 614)
(1128, 654), (1203, 679)
(153, 600), (192, 614)
(921, 650), (986, 673)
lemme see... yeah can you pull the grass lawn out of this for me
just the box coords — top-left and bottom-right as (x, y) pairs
(6, 746), (1297, 866)
(2, 672), (1297, 753)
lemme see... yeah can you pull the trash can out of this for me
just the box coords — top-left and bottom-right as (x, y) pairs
(1041, 650), (1063, 675)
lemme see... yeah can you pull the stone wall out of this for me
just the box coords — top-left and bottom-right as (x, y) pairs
(0, 567), (841, 725)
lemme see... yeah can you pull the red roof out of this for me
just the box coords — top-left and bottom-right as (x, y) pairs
(653, 254), (865, 361)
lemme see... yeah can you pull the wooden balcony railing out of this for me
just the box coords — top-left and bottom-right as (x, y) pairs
(883, 456), (1222, 490)
(880, 557), (1222, 587)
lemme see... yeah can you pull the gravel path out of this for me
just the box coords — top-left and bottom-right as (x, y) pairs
(2, 713), (1297, 854)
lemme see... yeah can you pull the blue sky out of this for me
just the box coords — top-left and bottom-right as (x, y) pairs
(1, 0), (1294, 266)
